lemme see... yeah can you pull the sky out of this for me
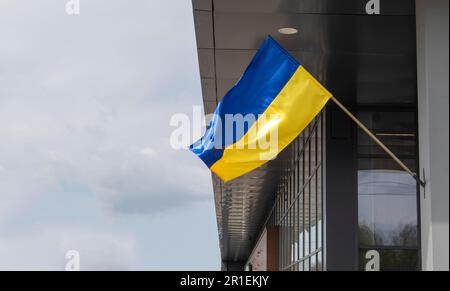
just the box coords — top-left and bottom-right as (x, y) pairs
(0, 0), (220, 270)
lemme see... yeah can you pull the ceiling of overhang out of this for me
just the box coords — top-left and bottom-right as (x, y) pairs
(192, 0), (416, 263)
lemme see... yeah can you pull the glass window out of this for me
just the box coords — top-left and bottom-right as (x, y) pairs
(304, 258), (310, 271)
(298, 194), (304, 260)
(358, 166), (418, 247)
(357, 111), (419, 270)
(311, 170), (318, 253)
(266, 113), (324, 271)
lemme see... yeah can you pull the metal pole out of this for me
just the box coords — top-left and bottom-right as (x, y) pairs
(330, 96), (426, 187)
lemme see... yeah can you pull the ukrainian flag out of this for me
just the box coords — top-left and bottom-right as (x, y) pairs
(191, 36), (332, 182)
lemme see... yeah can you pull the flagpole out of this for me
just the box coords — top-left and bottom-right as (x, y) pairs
(330, 96), (426, 187)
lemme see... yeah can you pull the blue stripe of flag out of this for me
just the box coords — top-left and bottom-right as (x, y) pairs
(190, 36), (300, 168)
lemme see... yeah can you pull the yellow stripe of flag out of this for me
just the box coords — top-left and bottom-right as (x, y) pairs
(211, 66), (332, 182)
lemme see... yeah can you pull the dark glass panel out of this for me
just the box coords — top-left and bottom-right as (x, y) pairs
(358, 111), (416, 157)
(357, 110), (419, 270)
(358, 167), (418, 247)
(359, 249), (419, 271)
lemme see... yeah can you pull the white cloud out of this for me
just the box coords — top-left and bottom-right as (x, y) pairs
(0, 0), (219, 270)
(0, 0), (211, 217)
(0, 226), (137, 271)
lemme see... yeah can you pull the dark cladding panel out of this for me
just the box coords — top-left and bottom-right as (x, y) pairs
(215, 50), (255, 79)
(201, 78), (217, 102)
(214, 13), (416, 55)
(204, 101), (217, 114)
(193, 10), (214, 49)
(198, 49), (215, 79)
(192, 0), (212, 11)
(325, 105), (359, 271)
(214, 50), (417, 105)
(216, 78), (237, 101)
(213, 0), (415, 15)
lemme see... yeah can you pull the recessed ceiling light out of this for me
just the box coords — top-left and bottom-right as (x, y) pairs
(278, 27), (298, 35)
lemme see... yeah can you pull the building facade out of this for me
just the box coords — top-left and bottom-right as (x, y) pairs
(192, 0), (449, 271)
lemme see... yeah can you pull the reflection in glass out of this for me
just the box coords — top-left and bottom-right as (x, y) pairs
(266, 114), (324, 271)
(357, 111), (419, 271)
(358, 169), (417, 247)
